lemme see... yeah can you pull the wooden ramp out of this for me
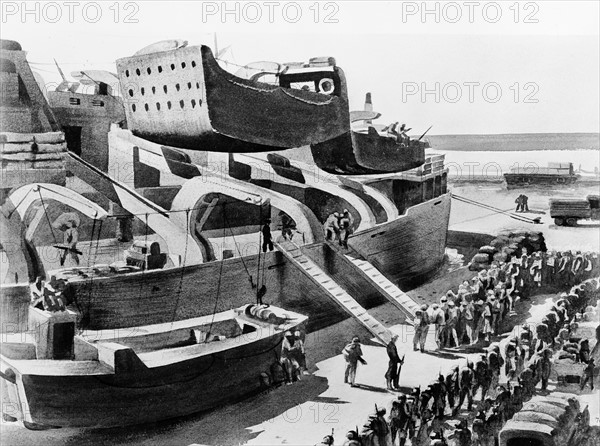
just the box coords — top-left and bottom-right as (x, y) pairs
(275, 240), (393, 345)
(344, 254), (419, 324)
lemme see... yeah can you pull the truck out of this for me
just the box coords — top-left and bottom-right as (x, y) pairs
(549, 195), (600, 226)
(498, 393), (590, 446)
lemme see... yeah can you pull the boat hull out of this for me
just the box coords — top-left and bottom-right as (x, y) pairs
(116, 45), (350, 152)
(62, 194), (450, 332)
(4, 333), (286, 428)
(310, 130), (426, 175)
(348, 192), (452, 287)
(504, 173), (580, 188)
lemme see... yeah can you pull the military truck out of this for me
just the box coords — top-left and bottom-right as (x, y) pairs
(550, 195), (600, 226)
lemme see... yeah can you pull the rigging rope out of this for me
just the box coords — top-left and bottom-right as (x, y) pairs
(37, 189), (58, 244)
(206, 204), (227, 341)
(166, 209), (191, 344)
(222, 211), (254, 288)
(451, 193), (540, 224)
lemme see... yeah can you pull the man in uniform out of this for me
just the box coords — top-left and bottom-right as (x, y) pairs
(472, 355), (490, 402)
(389, 394), (411, 446)
(262, 218), (274, 252)
(414, 305), (430, 352)
(453, 362), (474, 416)
(324, 212), (340, 242)
(343, 336), (367, 387)
(339, 209), (354, 249)
(580, 358), (595, 391)
(445, 366), (459, 410)
(385, 334), (404, 390)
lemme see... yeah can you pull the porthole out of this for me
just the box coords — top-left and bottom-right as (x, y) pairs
(176, 83), (180, 91)
(156, 102), (161, 110)
(181, 62), (186, 69)
(131, 104), (136, 112)
(125, 69), (130, 77)
(128, 89), (134, 97)
(196, 82), (200, 89)
(179, 100), (184, 109)
(136, 68), (141, 76)
(158, 66), (163, 73)
(144, 103), (149, 111)
(163, 85), (168, 93)
(141, 87), (145, 95)
(191, 61), (196, 68)
(187, 82), (192, 89)
(147, 67), (151, 75)
(152, 86), (156, 94)
(167, 101), (172, 109)
(170, 63), (175, 70)
(191, 99), (196, 108)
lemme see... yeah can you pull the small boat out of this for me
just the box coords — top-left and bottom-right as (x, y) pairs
(1, 303), (307, 428)
(115, 42), (350, 152)
(310, 93), (428, 175)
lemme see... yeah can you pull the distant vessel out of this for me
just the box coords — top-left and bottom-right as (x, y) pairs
(1, 303), (307, 428)
(115, 42), (350, 152)
(504, 162), (580, 188)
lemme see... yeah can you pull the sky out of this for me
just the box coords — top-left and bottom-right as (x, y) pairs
(2, 1), (599, 135)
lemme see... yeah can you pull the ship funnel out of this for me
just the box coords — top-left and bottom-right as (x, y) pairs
(364, 93), (373, 124)
(364, 92), (373, 112)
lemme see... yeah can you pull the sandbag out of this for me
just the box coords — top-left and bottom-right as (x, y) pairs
(472, 253), (491, 264)
(469, 261), (489, 272)
(479, 245), (498, 255)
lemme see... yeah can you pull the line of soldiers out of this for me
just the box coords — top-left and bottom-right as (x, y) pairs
(413, 250), (599, 351)
(319, 273), (599, 445)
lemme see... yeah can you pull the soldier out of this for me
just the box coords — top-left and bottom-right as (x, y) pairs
(451, 419), (472, 446)
(507, 384), (524, 419)
(261, 218), (274, 252)
(414, 305), (430, 352)
(324, 212), (340, 242)
(472, 355), (490, 402)
(487, 346), (503, 393)
(495, 385), (511, 423)
(432, 303), (446, 349)
(389, 394), (411, 446)
(471, 418), (486, 446)
(445, 366), (459, 410)
(316, 434), (335, 446)
(518, 367), (535, 400)
(430, 374), (447, 419)
(385, 334), (404, 390)
(580, 359), (595, 391)
(539, 348), (553, 391)
(343, 336), (367, 387)
(486, 408), (503, 445)
(342, 430), (361, 446)
(453, 363), (474, 416)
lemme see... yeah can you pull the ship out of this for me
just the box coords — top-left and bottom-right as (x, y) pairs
(2, 38), (447, 340)
(1, 40), (309, 429)
(1, 301), (307, 428)
(310, 92), (430, 175)
(115, 40), (350, 152)
(504, 162), (580, 188)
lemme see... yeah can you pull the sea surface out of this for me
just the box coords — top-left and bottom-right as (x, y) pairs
(427, 132), (599, 152)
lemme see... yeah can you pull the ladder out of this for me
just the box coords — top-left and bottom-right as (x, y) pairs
(344, 255), (419, 324)
(275, 240), (393, 345)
